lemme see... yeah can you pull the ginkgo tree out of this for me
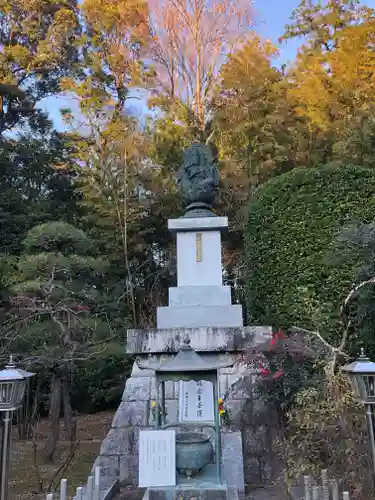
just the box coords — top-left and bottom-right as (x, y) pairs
(281, 0), (373, 51)
(213, 35), (298, 186)
(283, 0), (375, 131)
(61, 0), (175, 328)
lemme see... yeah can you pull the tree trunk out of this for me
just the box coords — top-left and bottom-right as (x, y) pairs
(45, 374), (61, 462)
(122, 149), (137, 327)
(61, 373), (76, 445)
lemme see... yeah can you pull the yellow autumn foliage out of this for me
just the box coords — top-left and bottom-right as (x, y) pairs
(287, 20), (375, 131)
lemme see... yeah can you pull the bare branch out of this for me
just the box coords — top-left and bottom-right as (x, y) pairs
(148, 0), (254, 128)
(47, 440), (81, 493)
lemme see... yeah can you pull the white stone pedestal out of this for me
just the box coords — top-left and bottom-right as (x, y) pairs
(157, 217), (243, 328)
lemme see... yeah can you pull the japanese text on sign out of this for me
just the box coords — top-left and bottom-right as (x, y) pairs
(179, 380), (214, 423)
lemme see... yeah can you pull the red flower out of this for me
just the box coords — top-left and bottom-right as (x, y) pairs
(273, 329), (285, 341)
(272, 369), (284, 380)
(259, 368), (271, 376)
(74, 304), (90, 312)
(277, 329), (286, 339)
(268, 329), (286, 351)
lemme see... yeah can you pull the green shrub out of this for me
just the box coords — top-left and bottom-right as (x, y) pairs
(276, 374), (372, 499)
(330, 222), (375, 356)
(23, 221), (93, 256)
(245, 164), (375, 347)
(29, 345), (132, 416)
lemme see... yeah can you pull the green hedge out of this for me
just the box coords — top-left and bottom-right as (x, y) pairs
(245, 164), (375, 346)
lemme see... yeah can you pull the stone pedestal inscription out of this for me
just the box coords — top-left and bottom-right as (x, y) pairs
(139, 430), (176, 488)
(196, 233), (203, 262)
(179, 381), (214, 423)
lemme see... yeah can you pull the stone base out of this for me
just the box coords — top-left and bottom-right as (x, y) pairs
(93, 326), (277, 493)
(143, 470), (239, 500)
(221, 432), (245, 494)
(168, 217), (228, 232)
(126, 326), (270, 354)
(168, 286), (232, 307)
(157, 305), (243, 328)
(145, 486), (235, 500)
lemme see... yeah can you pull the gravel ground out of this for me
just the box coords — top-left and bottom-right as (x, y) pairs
(245, 486), (288, 500)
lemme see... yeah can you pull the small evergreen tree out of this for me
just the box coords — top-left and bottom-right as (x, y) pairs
(3, 221), (113, 461)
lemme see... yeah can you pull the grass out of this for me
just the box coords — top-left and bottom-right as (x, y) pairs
(9, 411), (114, 500)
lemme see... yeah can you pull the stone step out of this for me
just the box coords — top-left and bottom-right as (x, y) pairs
(142, 486), (239, 500)
(168, 285), (232, 307)
(156, 305), (243, 329)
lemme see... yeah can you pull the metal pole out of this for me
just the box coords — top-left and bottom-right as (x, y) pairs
(0, 410), (12, 500)
(365, 404), (375, 490)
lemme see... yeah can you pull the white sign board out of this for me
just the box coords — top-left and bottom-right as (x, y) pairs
(179, 380), (215, 423)
(138, 430), (176, 487)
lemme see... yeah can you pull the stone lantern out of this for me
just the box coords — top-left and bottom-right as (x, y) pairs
(0, 356), (35, 500)
(342, 349), (375, 485)
(137, 338), (234, 486)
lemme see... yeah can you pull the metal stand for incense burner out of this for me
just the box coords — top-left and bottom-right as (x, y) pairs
(137, 338), (234, 486)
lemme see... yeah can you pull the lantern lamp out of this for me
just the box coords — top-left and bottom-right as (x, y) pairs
(0, 356), (35, 411)
(342, 348), (375, 404)
(342, 348), (375, 488)
(0, 356), (34, 500)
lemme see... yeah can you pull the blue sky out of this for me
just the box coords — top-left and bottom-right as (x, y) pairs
(41, 0), (375, 130)
(255, 0), (305, 65)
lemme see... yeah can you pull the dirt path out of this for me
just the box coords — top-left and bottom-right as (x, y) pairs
(9, 411), (114, 500)
(245, 486), (288, 500)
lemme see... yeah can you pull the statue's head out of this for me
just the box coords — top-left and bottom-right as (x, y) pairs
(177, 143), (219, 214)
(183, 143), (213, 171)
